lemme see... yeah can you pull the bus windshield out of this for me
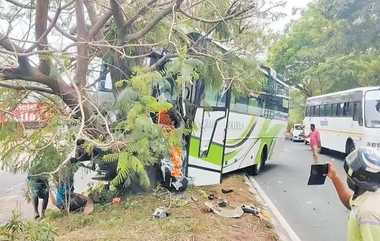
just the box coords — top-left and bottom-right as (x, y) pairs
(365, 90), (380, 128)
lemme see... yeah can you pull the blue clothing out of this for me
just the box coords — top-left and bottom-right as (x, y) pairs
(55, 182), (74, 209)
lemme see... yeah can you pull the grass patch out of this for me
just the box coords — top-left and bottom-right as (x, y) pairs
(47, 175), (278, 241)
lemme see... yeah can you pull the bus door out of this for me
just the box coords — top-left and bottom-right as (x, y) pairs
(186, 86), (230, 186)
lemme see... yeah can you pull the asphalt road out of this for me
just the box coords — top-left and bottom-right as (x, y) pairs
(0, 171), (31, 224)
(0, 168), (96, 224)
(254, 139), (349, 241)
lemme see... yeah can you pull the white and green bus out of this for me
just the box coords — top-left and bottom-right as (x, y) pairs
(184, 66), (289, 186)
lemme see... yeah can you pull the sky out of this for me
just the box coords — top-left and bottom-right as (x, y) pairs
(271, 0), (313, 32)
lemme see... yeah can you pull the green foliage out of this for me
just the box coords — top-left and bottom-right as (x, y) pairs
(269, 0), (380, 97)
(111, 152), (150, 188)
(288, 90), (307, 127)
(105, 67), (187, 190)
(0, 210), (56, 241)
(130, 68), (162, 96)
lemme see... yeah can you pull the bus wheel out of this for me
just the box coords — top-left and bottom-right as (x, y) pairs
(249, 146), (268, 176)
(345, 140), (355, 157)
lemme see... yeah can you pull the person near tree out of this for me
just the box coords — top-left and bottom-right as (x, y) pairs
(27, 175), (49, 219)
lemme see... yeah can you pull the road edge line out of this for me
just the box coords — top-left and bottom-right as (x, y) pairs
(246, 176), (302, 241)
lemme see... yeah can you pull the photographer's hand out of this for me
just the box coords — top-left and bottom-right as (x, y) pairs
(327, 161), (352, 209)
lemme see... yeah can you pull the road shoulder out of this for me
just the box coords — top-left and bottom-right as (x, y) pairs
(246, 176), (302, 241)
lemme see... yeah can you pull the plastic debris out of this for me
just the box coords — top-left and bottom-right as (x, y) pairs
(152, 207), (169, 219)
(241, 204), (261, 216)
(217, 199), (228, 207)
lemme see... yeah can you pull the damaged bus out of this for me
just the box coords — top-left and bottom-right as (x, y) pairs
(182, 66), (289, 186)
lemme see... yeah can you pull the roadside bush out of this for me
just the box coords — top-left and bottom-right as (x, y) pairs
(0, 210), (57, 241)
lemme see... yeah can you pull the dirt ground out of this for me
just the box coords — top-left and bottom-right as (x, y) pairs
(49, 174), (279, 241)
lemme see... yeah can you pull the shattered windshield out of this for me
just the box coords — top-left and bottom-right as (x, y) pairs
(365, 90), (380, 128)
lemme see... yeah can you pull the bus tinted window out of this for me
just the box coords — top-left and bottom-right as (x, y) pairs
(353, 101), (363, 125)
(312, 106), (316, 116)
(316, 105), (321, 117)
(336, 103), (343, 116)
(364, 90), (380, 128)
(325, 104), (331, 117)
(331, 104), (336, 116)
(344, 102), (353, 117)
(248, 97), (264, 115)
(230, 95), (249, 113)
(201, 86), (227, 107)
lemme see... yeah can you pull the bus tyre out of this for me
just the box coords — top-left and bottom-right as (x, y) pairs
(345, 140), (355, 157)
(249, 146), (268, 176)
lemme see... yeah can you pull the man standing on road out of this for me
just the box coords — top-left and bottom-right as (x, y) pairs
(305, 124), (321, 163)
(327, 147), (380, 241)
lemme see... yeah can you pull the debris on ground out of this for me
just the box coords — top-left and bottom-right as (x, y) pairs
(152, 207), (169, 219)
(241, 204), (261, 217)
(50, 175), (279, 241)
(204, 201), (244, 218)
(207, 193), (216, 200)
(217, 199), (228, 207)
(221, 188), (234, 194)
(112, 197), (122, 205)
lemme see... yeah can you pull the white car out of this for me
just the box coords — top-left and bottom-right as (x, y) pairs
(291, 124), (305, 142)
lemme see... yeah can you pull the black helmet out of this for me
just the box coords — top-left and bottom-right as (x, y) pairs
(344, 147), (380, 193)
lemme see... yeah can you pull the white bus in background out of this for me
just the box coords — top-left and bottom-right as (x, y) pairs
(303, 87), (380, 156)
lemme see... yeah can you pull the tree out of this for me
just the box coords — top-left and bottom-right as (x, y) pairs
(0, 0), (283, 188)
(269, 0), (380, 97)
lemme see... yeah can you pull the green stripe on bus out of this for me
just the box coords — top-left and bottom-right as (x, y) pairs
(226, 117), (256, 145)
(189, 137), (239, 166)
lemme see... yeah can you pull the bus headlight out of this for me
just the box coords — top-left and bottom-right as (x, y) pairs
(367, 142), (380, 148)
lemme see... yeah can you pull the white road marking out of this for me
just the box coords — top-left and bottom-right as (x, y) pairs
(247, 176), (303, 241)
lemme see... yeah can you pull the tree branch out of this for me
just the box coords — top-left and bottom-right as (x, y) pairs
(88, 10), (112, 40)
(124, 0), (184, 42)
(35, 0), (51, 75)
(110, 0), (127, 38)
(4, 0), (34, 9)
(0, 82), (55, 94)
(27, 2), (64, 53)
(83, 0), (98, 25)
(48, 17), (77, 41)
(178, 3), (256, 24)
(75, 0), (89, 87)
(124, 0), (158, 28)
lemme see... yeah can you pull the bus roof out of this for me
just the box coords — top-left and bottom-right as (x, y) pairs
(306, 86), (380, 105)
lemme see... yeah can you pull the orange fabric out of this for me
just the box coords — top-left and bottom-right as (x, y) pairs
(158, 112), (174, 128)
(158, 111), (182, 178)
(170, 146), (182, 177)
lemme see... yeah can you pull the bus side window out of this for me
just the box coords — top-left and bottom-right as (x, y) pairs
(347, 102), (353, 117)
(247, 96), (263, 116)
(330, 104), (336, 116)
(336, 103), (343, 116)
(353, 102), (363, 126)
(325, 104), (331, 117)
(343, 102), (348, 116)
(316, 105), (321, 117)
(230, 94), (248, 113)
(311, 106), (316, 117)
